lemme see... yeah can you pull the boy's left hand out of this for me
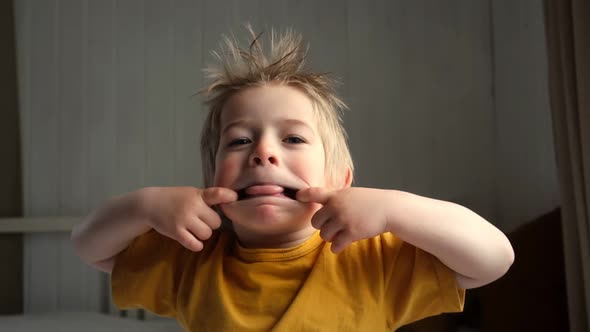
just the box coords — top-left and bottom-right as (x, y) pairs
(297, 187), (392, 253)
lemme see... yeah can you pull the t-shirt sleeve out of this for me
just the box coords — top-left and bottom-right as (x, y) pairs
(111, 230), (189, 318)
(380, 234), (465, 328)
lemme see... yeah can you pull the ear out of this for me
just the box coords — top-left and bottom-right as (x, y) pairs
(328, 167), (353, 189)
(343, 167), (353, 188)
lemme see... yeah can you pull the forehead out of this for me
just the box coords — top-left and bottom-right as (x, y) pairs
(220, 85), (317, 127)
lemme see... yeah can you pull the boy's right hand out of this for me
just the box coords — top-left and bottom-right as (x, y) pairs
(141, 186), (237, 252)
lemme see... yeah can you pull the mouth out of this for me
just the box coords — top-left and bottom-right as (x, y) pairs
(236, 185), (298, 201)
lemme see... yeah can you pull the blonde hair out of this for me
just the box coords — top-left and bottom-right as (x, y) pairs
(200, 25), (354, 187)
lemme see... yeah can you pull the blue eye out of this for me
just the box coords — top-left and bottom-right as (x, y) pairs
(228, 138), (251, 146)
(284, 136), (305, 144)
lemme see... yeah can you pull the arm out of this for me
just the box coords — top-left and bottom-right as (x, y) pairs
(384, 190), (514, 289)
(71, 186), (237, 274)
(297, 187), (514, 289)
(71, 189), (152, 273)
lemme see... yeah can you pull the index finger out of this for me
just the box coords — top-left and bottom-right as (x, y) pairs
(296, 187), (333, 204)
(202, 187), (238, 206)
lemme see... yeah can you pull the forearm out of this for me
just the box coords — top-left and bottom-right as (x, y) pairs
(385, 190), (514, 287)
(71, 188), (152, 269)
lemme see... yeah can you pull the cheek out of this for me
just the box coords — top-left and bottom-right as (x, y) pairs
(213, 156), (241, 187)
(296, 164), (324, 185)
(295, 148), (327, 185)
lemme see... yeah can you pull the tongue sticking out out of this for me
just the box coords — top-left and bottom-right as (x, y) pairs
(245, 185), (284, 196)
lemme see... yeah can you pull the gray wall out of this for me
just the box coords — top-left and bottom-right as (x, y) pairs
(492, 0), (559, 232)
(12, 0), (558, 313)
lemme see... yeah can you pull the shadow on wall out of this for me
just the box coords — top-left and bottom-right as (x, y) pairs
(0, 0), (24, 315)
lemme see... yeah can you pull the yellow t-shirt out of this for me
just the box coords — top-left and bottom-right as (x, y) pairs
(112, 229), (465, 331)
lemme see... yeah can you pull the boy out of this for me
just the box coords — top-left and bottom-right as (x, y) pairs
(71, 27), (514, 331)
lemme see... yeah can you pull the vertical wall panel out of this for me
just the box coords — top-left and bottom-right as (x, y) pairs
(427, 0), (495, 218)
(372, 0), (406, 190)
(85, 0), (118, 313)
(56, 0), (93, 311)
(289, 0), (349, 87)
(202, 0), (239, 63)
(346, 0), (378, 187)
(174, 0), (204, 186)
(230, 0), (260, 30)
(86, 0), (118, 206)
(116, 0), (146, 193)
(347, 0), (406, 188)
(259, 0), (288, 31)
(396, 1), (434, 195)
(112, 2), (146, 317)
(58, 0), (87, 216)
(26, 0), (60, 313)
(28, 1), (59, 216)
(144, 0), (175, 186)
(492, 0), (559, 231)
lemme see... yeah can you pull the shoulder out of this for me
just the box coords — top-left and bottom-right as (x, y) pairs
(324, 233), (406, 271)
(342, 232), (405, 257)
(333, 233), (440, 276)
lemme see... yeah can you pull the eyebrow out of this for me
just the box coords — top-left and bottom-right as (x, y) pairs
(221, 120), (247, 135)
(221, 119), (315, 135)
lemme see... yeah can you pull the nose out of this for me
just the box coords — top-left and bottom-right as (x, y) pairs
(249, 139), (279, 166)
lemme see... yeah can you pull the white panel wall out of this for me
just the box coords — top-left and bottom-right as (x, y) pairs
(13, 0), (558, 314)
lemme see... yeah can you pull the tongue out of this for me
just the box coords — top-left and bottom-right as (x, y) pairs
(245, 185), (284, 196)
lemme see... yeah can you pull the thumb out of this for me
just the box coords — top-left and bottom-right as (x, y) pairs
(202, 187), (238, 206)
(296, 187), (333, 204)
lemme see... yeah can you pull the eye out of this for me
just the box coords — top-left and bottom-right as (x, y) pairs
(283, 136), (306, 144)
(228, 137), (251, 147)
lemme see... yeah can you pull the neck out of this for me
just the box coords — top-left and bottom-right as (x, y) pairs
(232, 224), (317, 249)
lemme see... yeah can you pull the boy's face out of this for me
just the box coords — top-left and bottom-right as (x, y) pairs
(213, 84), (327, 234)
